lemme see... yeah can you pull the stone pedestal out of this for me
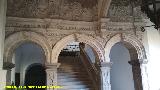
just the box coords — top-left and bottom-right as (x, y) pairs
(45, 63), (60, 90)
(99, 62), (112, 90)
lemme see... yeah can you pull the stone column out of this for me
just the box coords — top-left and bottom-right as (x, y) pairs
(99, 62), (112, 90)
(0, 0), (7, 89)
(45, 63), (60, 90)
(128, 60), (143, 90)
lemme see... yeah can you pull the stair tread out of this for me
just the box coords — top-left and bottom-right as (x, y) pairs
(58, 57), (95, 90)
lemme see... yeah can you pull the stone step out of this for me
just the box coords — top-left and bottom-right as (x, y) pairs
(58, 56), (95, 90)
(57, 85), (91, 89)
(57, 81), (92, 85)
(57, 74), (90, 78)
(59, 87), (93, 90)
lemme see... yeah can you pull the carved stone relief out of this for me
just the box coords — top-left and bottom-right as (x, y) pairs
(107, 0), (146, 22)
(7, 0), (98, 21)
(51, 33), (105, 64)
(99, 62), (112, 90)
(104, 33), (146, 62)
(4, 31), (51, 64)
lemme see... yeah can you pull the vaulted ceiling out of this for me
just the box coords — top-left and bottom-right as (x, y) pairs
(7, 0), (142, 22)
(7, 0), (98, 21)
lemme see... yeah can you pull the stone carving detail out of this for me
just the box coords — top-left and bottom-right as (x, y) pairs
(122, 33), (147, 60)
(51, 33), (105, 63)
(107, 0), (145, 22)
(7, 0), (98, 21)
(47, 71), (55, 86)
(99, 63), (112, 90)
(6, 17), (98, 31)
(4, 31), (51, 64)
(104, 33), (146, 62)
(45, 63), (60, 89)
(99, 18), (144, 42)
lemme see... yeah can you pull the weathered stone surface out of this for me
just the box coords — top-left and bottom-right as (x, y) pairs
(7, 0), (98, 22)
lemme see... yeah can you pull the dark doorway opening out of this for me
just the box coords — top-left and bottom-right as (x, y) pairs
(24, 64), (46, 90)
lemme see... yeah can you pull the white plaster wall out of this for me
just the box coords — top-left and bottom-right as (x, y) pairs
(142, 19), (160, 90)
(110, 43), (135, 90)
(0, 0), (7, 89)
(14, 43), (45, 85)
(0, 0), (6, 68)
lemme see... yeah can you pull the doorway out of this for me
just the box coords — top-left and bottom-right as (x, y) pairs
(24, 64), (46, 90)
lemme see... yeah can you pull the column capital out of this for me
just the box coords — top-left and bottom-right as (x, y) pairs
(3, 62), (15, 70)
(45, 63), (60, 69)
(98, 62), (112, 68)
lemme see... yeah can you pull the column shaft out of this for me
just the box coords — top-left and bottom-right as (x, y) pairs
(129, 60), (143, 90)
(99, 62), (111, 90)
(45, 63), (60, 90)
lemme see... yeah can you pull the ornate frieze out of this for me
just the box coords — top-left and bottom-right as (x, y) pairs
(6, 17), (98, 31)
(5, 17), (98, 46)
(7, 0), (98, 22)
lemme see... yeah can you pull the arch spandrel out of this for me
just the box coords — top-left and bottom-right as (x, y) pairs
(4, 31), (51, 64)
(104, 33), (147, 62)
(51, 33), (105, 63)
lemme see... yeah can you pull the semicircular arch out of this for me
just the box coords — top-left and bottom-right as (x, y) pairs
(51, 33), (105, 63)
(4, 31), (51, 64)
(104, 33), (146, 62)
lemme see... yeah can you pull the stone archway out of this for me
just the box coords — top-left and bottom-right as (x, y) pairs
(4, 31), (51, 64)
(104, 33), (146, 62)
(51, 33), (105, 63)
(24, 63), (46, 90)
(104, 33), (148, 90)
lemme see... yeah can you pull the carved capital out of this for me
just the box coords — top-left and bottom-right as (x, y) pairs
(45, 63), (60, 70)
(98, 62), (112, 68)
(3, 62), (15, 70)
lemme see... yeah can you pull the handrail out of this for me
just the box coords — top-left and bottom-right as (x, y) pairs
(79, 45), (100, 90)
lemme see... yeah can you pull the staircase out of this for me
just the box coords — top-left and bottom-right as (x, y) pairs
(58, 56), (95, 90)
